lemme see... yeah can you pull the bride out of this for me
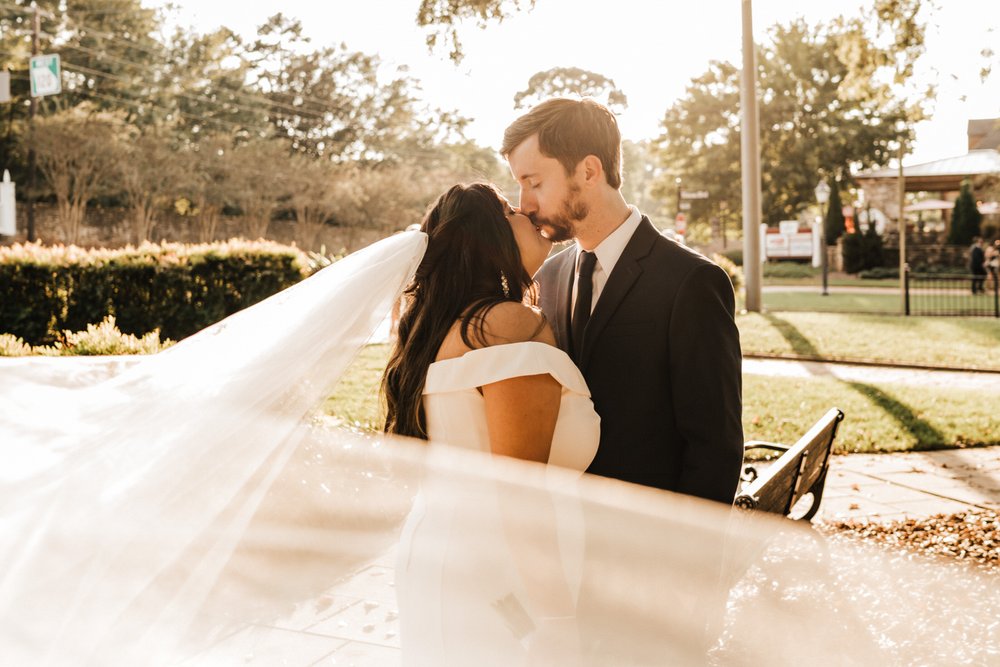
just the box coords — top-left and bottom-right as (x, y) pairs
(381, 182), (600, 663)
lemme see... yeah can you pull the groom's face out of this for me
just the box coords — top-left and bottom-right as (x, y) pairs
(507, 134), (588, 243)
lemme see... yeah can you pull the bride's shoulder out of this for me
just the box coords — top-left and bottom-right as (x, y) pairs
(479, 302), (556, 347)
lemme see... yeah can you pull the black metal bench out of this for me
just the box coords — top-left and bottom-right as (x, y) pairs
(734, 408), (845, 521)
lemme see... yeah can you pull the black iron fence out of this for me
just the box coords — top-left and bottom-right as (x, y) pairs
(904, 268), (1000, 317)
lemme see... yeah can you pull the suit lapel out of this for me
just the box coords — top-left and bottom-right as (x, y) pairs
(554, 247), (576, 353)
(578, 218), (658, 372)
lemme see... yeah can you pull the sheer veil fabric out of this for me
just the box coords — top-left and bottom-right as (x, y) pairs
(0, 230), (997, 665)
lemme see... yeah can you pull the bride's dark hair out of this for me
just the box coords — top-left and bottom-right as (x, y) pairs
(381, 182), (537, 440)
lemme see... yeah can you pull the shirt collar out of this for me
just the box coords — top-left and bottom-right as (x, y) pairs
(578, 205), (642, 275)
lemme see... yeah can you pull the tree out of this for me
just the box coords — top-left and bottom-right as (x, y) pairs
(287, 157), (348, 250)
(948, 180), (982, 245)
(245, 15), (468, 162)
(184, 133), (236, 243)
(26, 106), (123, 243)
(228, 138), (293, 239)
(514, 67), (628, 112)
(656, 8), (927, 227)
(416, 0), (535, 62)
(621, 140), (669, 225)
(824, 180), (846, 245)
(118, 128), (189, 244)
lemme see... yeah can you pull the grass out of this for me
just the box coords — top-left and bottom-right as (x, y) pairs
(758, 291), (905, 313)
(763, 276), (900, 288)
(743, 374), (998, 454)
(324, 343), (999, 455)
(321, 344), (391, 432)
(738, 311), (1000, 370)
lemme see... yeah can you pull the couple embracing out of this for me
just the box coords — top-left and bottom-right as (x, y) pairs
(383, 97), (743, 502)
(383, 98), (744, 662)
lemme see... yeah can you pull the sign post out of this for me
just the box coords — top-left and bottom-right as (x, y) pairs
(0, 170), (16, 237)
(30, 54), (61, 98)
(0, 71), (10, 103)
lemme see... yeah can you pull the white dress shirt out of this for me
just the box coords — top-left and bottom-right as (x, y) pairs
(572, 205), (643, 314)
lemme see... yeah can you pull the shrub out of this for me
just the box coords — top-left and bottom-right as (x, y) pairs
(947, 179), (982, 245)
(712, 253), (743, 290)
(0, 334), (34, 356)
(824, 179), (846, 245)
(0, 316), (171, 356)
(858, 267), (898, 280)
(0, 240), (311, 346)
(719, 248), (743, 266)
(763, 262), (818, 279)
(841, 227), (884, 274)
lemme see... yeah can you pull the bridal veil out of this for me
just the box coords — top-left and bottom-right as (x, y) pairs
(0, 231), (996, 665)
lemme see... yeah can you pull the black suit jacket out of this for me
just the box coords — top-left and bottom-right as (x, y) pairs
(536, 217), (743, 504)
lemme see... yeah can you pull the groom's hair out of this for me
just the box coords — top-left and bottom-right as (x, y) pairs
(501, 98), (622, 189)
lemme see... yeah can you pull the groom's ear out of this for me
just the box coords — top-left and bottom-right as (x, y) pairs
(579, 154), (604, 188)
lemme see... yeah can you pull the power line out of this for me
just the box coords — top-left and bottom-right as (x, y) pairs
(60, 42), (337, 121)
(0, 0), (419, 123)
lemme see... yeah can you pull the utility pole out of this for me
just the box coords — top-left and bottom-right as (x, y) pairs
(740, 0), (763, 312)
(898, 143), (907, 314)
(26, 2), (39, 243)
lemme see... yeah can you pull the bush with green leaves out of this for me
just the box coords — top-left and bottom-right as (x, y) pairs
(947, 179), (982, 246)
(0, 316), (172, 356)
(858, 267), (898, 280)
(719, 248), (743, 266)
(824, 180), (846, 245)
(711, 253), (743, 290)
(0, 240), (311, 346)
(841, 225), (885, 275)
(763, 262), (818, 278)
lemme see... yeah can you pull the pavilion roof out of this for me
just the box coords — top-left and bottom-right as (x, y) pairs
(856, 150), (1000, 192)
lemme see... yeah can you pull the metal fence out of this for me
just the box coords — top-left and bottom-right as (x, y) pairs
(905, 269), (1000, 317)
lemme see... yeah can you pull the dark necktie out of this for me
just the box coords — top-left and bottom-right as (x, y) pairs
(572, 251), (597, 362)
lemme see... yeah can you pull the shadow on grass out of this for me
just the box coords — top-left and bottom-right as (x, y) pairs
(846, 381), (946, 450)
(762, 313), (821, 358)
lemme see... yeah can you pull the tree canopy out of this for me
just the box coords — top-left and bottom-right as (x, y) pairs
(514, 67), (628, 112)
(656, 4), (928, 227)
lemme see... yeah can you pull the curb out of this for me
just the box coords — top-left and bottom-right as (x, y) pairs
(742, 353), (1000, 375)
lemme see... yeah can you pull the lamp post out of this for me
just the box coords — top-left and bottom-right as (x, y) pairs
(815, 180), (831, 296)
(675, 176), (682, 221)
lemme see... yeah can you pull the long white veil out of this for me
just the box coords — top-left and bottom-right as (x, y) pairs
(0, 231), (997, 666)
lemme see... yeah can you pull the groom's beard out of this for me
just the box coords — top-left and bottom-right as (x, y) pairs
(532, 183), (589, 243)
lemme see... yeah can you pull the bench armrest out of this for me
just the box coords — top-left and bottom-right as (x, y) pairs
(743, 441), (790, 454)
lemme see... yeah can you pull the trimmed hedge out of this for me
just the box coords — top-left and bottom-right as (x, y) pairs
(0, 240), (311, 346)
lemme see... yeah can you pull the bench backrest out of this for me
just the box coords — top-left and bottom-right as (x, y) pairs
(735, 408), (844, 517)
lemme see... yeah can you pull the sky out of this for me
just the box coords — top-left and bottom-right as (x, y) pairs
(153, 0), (1000, 167)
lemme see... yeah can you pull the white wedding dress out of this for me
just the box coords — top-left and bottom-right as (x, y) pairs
(397, 341), (600, 665)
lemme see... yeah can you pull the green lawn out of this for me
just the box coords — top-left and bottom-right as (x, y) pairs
(738, 311), (1000, 370)
(764, 277), (900, 288)
(743, 374), (998, 454)
(758, 291), (904, 314)
(324, 343), (999, 455)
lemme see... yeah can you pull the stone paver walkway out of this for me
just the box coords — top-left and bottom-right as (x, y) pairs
(191, 446), (1000, 665)
(819, 445), (1000, 522)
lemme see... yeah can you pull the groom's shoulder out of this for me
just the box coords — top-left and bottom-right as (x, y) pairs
(537, 244), (575, 279)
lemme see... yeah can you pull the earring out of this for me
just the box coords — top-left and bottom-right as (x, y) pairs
(500, 272), (510, 298)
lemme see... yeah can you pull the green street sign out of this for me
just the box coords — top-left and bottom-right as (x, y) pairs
(30, 54), (61, 98)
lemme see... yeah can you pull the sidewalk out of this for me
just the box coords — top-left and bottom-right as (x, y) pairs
(743, 356), (1000, 390)
(194, 447), (1000, 665)
(819, 445), (1000, 522)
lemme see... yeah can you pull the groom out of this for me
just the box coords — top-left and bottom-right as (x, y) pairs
(502, 98), (743, 505)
